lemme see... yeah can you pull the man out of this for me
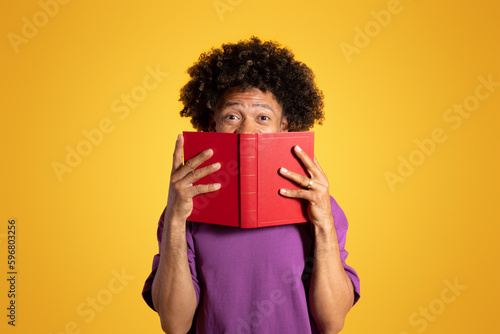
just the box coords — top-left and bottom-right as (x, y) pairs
(143, 37), (360, 333)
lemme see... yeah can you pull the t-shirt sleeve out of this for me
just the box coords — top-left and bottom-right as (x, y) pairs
(330, 196), (361, 305)
(142, 209), (201, 311)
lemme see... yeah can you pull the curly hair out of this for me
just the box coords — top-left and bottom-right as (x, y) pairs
(179, 36), (325, 132)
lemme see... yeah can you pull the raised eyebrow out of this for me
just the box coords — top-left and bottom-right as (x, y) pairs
(222, 101), (241, 108)
(253, 103), (273, 111)
(222, 101), (274, 112)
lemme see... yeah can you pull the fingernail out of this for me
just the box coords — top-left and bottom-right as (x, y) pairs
(212, 162), (221, 169)
(280, 167), (288, 173)
(214, 183), (221, 190)
(295, 145), (302, 152)
(177, 134), (181, 141)
(204, 149), (213, 156)
(279, 188), (287, 194)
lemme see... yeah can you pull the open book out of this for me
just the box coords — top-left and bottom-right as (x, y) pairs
(183, 131), (314, 228)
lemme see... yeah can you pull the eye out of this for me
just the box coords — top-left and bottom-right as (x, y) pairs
(222, 113), (240, 123)
(259, 115), (270, 121)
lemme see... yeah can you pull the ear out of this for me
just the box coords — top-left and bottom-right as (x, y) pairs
(280, 116), (289, 132)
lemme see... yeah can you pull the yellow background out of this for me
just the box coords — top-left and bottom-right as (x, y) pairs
(1, 0), (499, 333)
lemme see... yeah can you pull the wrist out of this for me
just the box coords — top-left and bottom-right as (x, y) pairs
(314, 217), (337, 242)
(164, 207), (189, 227)
(162, 210), (188, 242)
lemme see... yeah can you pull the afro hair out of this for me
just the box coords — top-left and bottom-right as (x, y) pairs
(179, 36), (325, 132)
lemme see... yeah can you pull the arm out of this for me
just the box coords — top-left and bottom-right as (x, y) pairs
(279, 146), (355, 333)
(151, 134), (221, 333)
(308, 218), (355, 333)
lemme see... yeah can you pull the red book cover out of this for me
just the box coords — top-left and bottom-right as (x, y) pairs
(183, 131), (314, 228)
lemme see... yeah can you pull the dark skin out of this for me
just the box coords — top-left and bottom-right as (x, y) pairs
(152, 87), (354, 334)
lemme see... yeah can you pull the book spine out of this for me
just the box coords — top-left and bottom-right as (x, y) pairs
(239, 134), (258, 228)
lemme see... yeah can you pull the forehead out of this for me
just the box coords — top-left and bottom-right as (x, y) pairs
(216, 87), (281, 111)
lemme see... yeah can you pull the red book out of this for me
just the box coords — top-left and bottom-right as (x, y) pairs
(183, 131), (314, 228)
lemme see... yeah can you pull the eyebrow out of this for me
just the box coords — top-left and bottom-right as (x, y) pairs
(222, 101), (274, 112)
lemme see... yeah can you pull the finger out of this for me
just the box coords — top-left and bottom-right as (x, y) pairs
(184, 182), (222, 198)
(182, 161), (221, 185)
(173, 148), (214, 183)
(279, 187), (313, 202)
(172, 134), (184, 170)
(279, 186), (331, 208)
(294, 145), (317, 178)
(279, 167), (312, 188)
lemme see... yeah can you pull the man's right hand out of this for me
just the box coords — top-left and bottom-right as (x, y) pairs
(152, 133), (221, 333)
(165, 134), (221, 223)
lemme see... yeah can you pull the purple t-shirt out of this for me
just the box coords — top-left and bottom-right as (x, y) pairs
(142, 196), (360, 333)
